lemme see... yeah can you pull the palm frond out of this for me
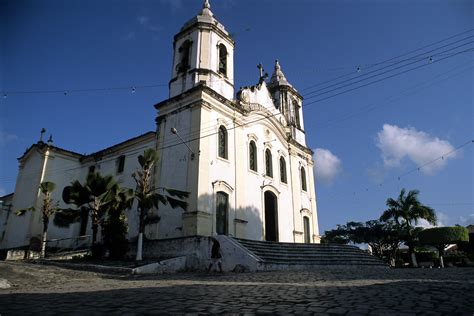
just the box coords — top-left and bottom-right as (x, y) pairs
(53, 208), (81, 227)
(166, 195), (188, 210)
(40, 181), (56, 194)
(15, 207), (35, 216)
(163, 188), (190, 199)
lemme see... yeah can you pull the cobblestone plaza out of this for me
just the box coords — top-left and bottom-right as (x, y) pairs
(0, 262), (473, 314)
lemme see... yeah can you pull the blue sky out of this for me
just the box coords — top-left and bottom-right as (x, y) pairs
(1, 0), (473, 233)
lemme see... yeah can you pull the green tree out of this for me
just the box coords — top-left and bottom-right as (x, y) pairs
(359, 220), (402, 265)
(380, 188), (437, 267)
(321, 221), (364, 244)
(16, 181), (60, 258)
(132, 148), (189, 261)
(419, 226), (469, 267)
(322, 220), (402, 265)
(59, 172), (129, 255)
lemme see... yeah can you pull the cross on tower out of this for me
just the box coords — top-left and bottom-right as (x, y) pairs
(257, 63), (268, 83)
(257, 63), (264, 79)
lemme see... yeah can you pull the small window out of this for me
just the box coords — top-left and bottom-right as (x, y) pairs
(117, 155), (125, 173)
(218, 44), (227, 76)
(218, 125), (228, 159)
(249, 141), (257, 172)
(301, 166), (307, 191)
(177, 40), (192, 73)
(280, 157), (287, 183)
(265, 149), (273, 178)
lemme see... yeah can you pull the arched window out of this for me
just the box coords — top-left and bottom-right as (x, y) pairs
(265, 149), (273, 178)
(218, 44), (227, 76)
(249, 140), (257, 171)
(301, 166), (307, 191)
(177, 40), (191, 73)
(216, 191), (229, 235)
(218, 125), (227, 159)
(280, 157), (287, 183)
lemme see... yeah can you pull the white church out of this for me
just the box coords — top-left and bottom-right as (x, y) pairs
(0, 0), (320, 252)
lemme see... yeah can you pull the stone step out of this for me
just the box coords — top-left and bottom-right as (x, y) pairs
(263, 260), (385, 266)
(241, 247), (369, 256)
(232, 237), (387, 268)
(242, 247), (370, 254)
(236, 240), (362, 250)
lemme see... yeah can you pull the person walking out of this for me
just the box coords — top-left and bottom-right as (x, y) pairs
(207, 237), (223, 273)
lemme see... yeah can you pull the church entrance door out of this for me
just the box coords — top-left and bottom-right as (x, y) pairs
(216, 191), (228, 235)
(264, 191), (278, 241)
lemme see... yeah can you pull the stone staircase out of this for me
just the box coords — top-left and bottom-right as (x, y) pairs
(233, 238), (387, 269)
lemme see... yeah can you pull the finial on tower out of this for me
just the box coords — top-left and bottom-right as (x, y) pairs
(47, 134), (53, 146)
(39, 128), (46, 143)
(275, 59), (281, 70)
(269, 59), (290, 87)
(201, 0), (213, 16)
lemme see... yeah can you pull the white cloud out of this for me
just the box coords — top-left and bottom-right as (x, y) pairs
(313, 148), (342, 185)
(417, 212), (448, 228)
(0, 132), (18, 146)
(376, 124), (456, 174)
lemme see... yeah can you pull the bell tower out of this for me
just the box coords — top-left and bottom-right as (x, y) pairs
(169, 0), (235, 100)
(268, 60), (307, 146)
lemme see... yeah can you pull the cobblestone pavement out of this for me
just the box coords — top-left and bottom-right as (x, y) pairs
(0, 262), (473, 315)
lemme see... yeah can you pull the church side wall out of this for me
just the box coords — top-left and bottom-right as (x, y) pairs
(36, 152), (83, 248)
(156, 107), (195, 239)
(77, 138), (156, 241)
(1, 151), (44, 249)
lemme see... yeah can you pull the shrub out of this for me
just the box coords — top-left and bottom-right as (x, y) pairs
(416, 251), (439, 262)
(103, 211), (129, 259)
(419, 226), (469, 247)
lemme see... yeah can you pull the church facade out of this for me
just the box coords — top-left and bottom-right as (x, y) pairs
(0, 1), (320, 251)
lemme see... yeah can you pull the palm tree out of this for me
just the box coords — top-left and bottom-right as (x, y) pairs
(132, 148), (189, 261)
(60, 172), (123, 252)
(380, 188), (437, 267)
(16, 181), (59, 258)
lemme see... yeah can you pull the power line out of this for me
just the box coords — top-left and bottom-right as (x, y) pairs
(3, 29), (473, 98)
(303, 41), (474, 101)
(142, 44), (474, 150)
(2, 56), (472, 182)
(299, 28), (474, 92)
(315, 62), (474, 128)
(303, 48), (473, 106)
(156, 56), (472, 151)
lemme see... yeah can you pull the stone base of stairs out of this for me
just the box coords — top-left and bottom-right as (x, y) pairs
(230, 237), (387, 270)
